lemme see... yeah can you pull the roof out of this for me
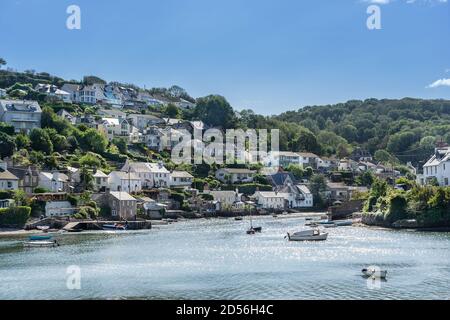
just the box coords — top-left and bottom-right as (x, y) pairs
(101, 117), (120, 126)
(273, 151), (300, 157)
(122, 162), (169, 174)
(424, 148), (450, 167)
(93, 170), (108, 178)
(297, 152), (318, 158)
(0, 170), (19, 180)
(109, 171), (140, 180)
(219, 168), (256, 174)
(109, 191), (136, 201)
(171, 171), (194, 178)
(268, 171), (297, 186)
(0, 99), (42, 113)
(40, 172), (69, 182)
(296, 184), (312, 195)
(255, 191), (287, 198)
(7, 166), (39, 179)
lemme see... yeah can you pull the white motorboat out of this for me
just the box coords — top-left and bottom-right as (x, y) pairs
(362, 267), (387, 279)
(286, 228), (328, 241)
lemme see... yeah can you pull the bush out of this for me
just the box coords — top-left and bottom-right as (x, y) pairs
(0, 206), (31, 227)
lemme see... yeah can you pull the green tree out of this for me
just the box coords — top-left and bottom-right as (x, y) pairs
(112, 137), (128, 154)
(164, 103), (181, 118)
(194, 95), (237, 128)
(0, 123), (15, 135)
(0, 58), (6, 69)
(15, 134), (31, 150)
(286, 164), (305, 180)
(29, 128), (53, 155)
(82, 129), (108, 154)
(0, 132), (16, 158)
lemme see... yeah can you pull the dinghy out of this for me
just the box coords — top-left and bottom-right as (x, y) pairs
(286, 228), (328, 241)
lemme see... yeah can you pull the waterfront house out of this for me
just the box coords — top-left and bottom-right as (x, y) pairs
(215, 168), (256, 184)
(0, 99), (42, 133)
(275, 184), (314, 208)
(203, 189), (244, 211)
(96, 191), (137, 220)
(325, 182), (351, 202)
(417, 147), (450, 186)
(108, 171), (142, 193)
(7, 166), (40, 194)
(252, 191), (287, 210)
(170, 171), (194, 188)
(0, 164), (19, 191)
(35, 84), (71, 103)
(121, 161), (171, 188)
(45, 201), (75, 217)
(39, 171), (70, 193)
(93, 170), (108, 192)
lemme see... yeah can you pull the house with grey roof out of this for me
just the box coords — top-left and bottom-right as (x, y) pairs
(0, 99), (42, 133)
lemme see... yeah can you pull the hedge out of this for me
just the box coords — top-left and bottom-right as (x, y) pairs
(222, 183), (273, 195)
(0, 206), (31, 227)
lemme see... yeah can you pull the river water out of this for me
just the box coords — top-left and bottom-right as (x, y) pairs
(0, 216), (449, 300)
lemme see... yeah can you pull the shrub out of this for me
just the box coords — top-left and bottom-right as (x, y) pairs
(0, 206), (31, 227)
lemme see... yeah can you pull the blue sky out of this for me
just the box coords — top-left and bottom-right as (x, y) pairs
(0, 0), (449, 114)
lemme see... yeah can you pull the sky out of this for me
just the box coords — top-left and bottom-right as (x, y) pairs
(0, 0), (449, 115)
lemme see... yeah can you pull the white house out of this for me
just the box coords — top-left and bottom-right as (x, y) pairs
(0, 165), (19, 191)
(252, 191), (287, 210)
(120, 161), (171, 188)
(45, 201), (75, 217)
(203, 190), (243, 210)
(277, 184), (314, 208)
(107, 171), (142, 193)
(35, 84), (71, 102)
(93, 170), (108, 191)
(215, 168), (256, 184)
(0, 99), (42, 133)
(39, 172), (70, 192)
(264, 151), (301, 168)
(126, 113), (164, 131)
(418, 147), (450, 186)
(170, 171), (194, 187)
(97, 117), (140, 143)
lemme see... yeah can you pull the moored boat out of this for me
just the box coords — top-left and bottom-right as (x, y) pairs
(362, 267), (387, 279)
(29, 235), (52, 241)
(286, 228), (328, 241)
(334, 220), (353, 227)
(23, 240), (59, 248)
(102, 223), (127, 231)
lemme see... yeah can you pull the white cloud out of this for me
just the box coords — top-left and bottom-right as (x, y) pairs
(427, 78), (450, 88)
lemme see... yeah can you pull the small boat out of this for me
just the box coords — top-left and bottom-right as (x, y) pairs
(318, 220), (335, 225)
(234, 216), (243, 221)
(323, 223), (337, 228)
(102, 223), (127, 231)
(272, 214), (278, 218)
(24, 240), (59, 248)
(246, 214), (261, 235)
(334, 220), (353, 227)
(362, 267), (387, 279)
(36, 226), (50, 232)
(29, 235), (52, 241)
(286, 228), (328, 241)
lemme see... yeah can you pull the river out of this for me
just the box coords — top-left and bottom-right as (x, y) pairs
(0, 216), (449, 300)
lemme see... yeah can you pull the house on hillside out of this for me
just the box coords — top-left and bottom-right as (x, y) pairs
(297, 152), (319, 169)
(0, 99), (42, 133)
(38, 172), (70, 193)
(93, 170), (108, 192)
(215, 168), (256, 184)
(121, 161), (171, 188)
(0, 162), (19, 191)
(350, 148), (373, 162)
(417, 147), (450, 186)
(203, 189), (244, 211)
(107, 171), (142, 193)
(56, 109), (76, 124)
(97, 117), (140, 143)
(126, 113), (165, 131)
(170, 171), (194, 187)
(252, 191), (287, 210)
(35, 84), (71, 102)
(95, 191), (137, 220)
(7, 165), (40, 194)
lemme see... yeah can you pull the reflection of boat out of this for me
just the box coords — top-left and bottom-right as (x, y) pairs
(24, 235), (59, 247)
(102, 223), (127, 231)
(234, 216), (243, 221)
(286, 228), (328, 241)
(362, 267), (387, 279)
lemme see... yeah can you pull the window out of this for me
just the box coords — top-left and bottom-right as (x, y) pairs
(445, 178), (449, 186)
